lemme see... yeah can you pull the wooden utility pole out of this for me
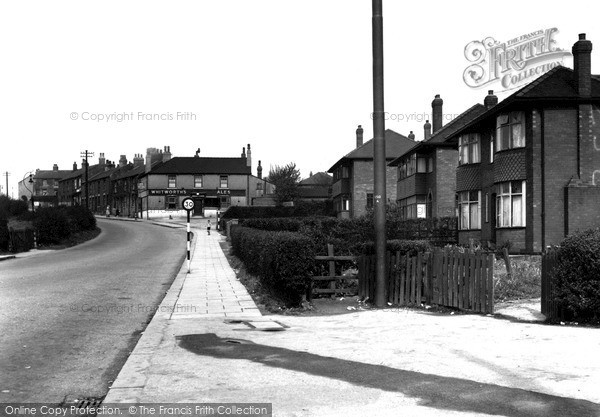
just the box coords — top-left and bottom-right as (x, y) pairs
(80, 150), (94, 209)
(372, 0), (387, 307)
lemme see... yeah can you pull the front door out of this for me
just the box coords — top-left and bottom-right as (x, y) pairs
(193, 198), (204, 216)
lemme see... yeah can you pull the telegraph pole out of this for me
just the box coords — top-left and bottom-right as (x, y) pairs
(80, 150), (94, 209)
(372, 0), (387, 307)
(3, 172), (10, 197)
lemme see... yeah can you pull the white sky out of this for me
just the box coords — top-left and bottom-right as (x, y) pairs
(1, 0), (599, 196)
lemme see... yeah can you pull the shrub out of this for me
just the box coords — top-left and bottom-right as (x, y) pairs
(494, 258), (541, 302)
(359, 240), (433, 257)
(33, 207), (70, 245)
(65, 205), (97, 232)
(0, 195), (29, 219)
(230, 226), (316, 306)
(552, 227), (600, 322)
(222, 201), (335, 220)
(0, 218), (9, 251)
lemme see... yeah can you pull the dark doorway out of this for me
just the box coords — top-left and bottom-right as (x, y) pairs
(193, 198), (204, 216)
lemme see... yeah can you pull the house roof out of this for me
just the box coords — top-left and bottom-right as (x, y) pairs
(388, 103), (486, 166)
(328, 129), (415, 172)
(299, 172), (333, 186)
(88, 166), (119, 181)
(60, 164), (107, 182)
(449, 66), (600, 140)
(146, 157), (252, 175)
(34, 170), (72, 180)
(111, 164), (145, 181)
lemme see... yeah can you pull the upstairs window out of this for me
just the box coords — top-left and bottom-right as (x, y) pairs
(168, 175), (176, 188)
(219, 175), (228, 188)
(496, 112), (525, 151)
(458, 133), (481, 165)
(194, 175), (203, 188)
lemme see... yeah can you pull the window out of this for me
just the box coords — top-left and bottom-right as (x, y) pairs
(341, 166), (350, 178)
(490, 134), (495, 163)
(342, 196), (350, 211)
(366, 193), (374, 209)
(458, 190), (481, 230)
(167, 196), (177, 210)
(398, 195), (426, 219)
(398, 154), (428, 179)
(496, 112), (525, 151)
(417, 156), (427, 173)
(194, 175), (203, 188)
(168, 175), (176, 188)
(257, 182), (263, 191)
(219, 175), (228, 188)
(496, 181), (525, 227)
(458, 133), (481, 165)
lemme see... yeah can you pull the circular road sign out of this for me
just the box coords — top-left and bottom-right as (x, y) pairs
(182, 197), (195, 211)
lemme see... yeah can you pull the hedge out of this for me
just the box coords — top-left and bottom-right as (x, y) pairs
(33, 206), (97, 245)
(222, 200), (335, 220)
(0, 196), (28, 219)
(230, 226), (316, 306)
(0, 218), (9, 251)
(552, 227), (600, 322)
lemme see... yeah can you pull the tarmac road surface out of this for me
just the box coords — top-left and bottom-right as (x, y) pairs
(0, 218), (185, 404)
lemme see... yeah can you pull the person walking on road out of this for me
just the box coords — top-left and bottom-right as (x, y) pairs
(207, 219), (211, 235)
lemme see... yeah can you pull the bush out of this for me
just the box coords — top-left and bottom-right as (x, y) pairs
(0, 218), (9, 251)
(230, 226), (316, 306)
(359, 240), (433, 257)
(33, 207), (70, 245)
(552, 228), (600, 322)
(494, 258), (541, 302)
(65, 205), (96, 232)
(0, 195), (29, 219)
(222, 201), (335, 220)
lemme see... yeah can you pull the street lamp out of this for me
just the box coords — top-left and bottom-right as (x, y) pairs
(22, 171), (35, 211)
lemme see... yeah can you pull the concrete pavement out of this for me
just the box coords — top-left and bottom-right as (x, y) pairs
(103, 221), (600, 416)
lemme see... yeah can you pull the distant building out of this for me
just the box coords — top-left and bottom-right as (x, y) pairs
(297, 172), (333, 202)
(17, 164), (71, 208)
(58, 158), (109, 207)
(138, 145), (274, 218)
(328, 127), (415, 218)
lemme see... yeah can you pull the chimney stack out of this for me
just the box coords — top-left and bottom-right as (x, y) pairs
(118, 155), (127, 167)
(356, 125), (364, 148)
(484, 90), (498, 109)
(424, 120), (432, 141)
(257, 160), (263, 179)
(195, 148), (200, 158)
(99, 152), (105, 165)
(408, 131), (415, 141)
(53, 164), (58, 171)
(431, 94), (443, 134)
(163, 146), (172, 162)
(247, 143), (252, 167)
(73, 161), (77, 171)
(573, 33), (592, 97)
(241, 147), (246, 158)
(133, 154), (144, 168)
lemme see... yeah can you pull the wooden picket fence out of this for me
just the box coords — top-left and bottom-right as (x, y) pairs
(358, 249), (495, 314)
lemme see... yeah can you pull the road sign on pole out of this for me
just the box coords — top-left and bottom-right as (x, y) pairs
(182, 198), (194, 272)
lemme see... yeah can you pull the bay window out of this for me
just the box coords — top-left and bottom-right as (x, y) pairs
(496, 180), (526, 227)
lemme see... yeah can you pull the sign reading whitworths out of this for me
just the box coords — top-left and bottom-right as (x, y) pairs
(463, 28), (572, 91)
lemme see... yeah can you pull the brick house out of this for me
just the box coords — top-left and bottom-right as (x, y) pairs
(297, 172), (333, 202)
(138, 145), (274, 218)
(17, 164), (71, 208)
(58, 159), (109, 206)
(446, 34), (600, 253)
(328, 127), (414, 218)
(389, 95), (488, 219)
(111, 154), (145, 217)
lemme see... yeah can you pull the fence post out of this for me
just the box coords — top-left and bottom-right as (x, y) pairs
(327, 244), (335, 297)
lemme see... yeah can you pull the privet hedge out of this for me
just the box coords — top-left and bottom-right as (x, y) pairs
(552, 227), (600, 322)
(34, 206), (97, 245)
(222, 200), (335, 220)
(230, 226), (316, 306)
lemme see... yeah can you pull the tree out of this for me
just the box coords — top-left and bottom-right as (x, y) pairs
(268, 163), (301, 205)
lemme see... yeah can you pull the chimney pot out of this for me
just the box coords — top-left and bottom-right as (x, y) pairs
(424, 120), (432, 141)
(356, 124), (364, 148)
(408, 131), (415, 141)
(431, 95), (444, 134)
(484, 90), (499, 109)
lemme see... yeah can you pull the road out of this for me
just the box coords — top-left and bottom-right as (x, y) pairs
(0, 219), (186, 404)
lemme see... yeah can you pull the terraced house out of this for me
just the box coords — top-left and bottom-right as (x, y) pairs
(446, 34), (600, 253)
